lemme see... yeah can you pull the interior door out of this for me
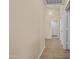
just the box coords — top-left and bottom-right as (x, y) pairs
(51, 20), (60, 38)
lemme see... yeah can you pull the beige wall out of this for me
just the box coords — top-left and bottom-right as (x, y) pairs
(10, 0), (46, 59)
(45, 5), (60, 39)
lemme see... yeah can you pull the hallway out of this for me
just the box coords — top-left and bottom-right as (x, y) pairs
(39, 39), (70, 59)
(10, 0), (70, 59)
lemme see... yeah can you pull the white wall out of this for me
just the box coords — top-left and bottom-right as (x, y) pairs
(60, 0), (70, 49)
(10, 0), (46, 59)
(60, 10), (70, 49)
(60, 11), (68, 49)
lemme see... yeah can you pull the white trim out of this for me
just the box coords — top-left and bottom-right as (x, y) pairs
(37, 47), (45, 59)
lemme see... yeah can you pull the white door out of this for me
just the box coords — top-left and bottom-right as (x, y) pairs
(51, 20), (60, 38)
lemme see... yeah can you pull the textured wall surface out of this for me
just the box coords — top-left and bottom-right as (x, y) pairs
(10, 0), (46, 59)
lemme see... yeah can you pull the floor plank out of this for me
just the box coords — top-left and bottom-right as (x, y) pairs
(39, 39), (70, 59)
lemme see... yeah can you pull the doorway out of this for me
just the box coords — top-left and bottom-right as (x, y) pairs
(51, 20), (60, 39)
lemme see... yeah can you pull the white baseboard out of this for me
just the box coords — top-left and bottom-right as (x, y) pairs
(37, 47), (45, 59)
